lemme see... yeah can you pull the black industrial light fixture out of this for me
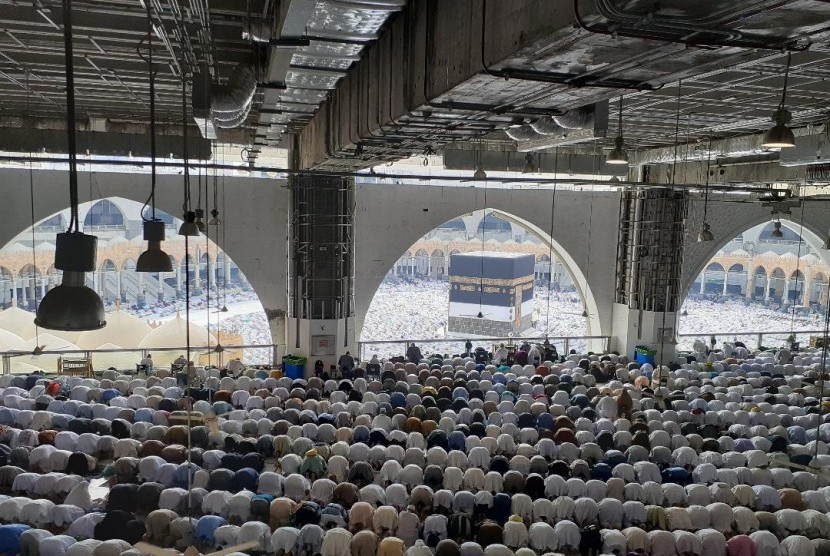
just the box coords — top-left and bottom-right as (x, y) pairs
(698, 142), (714, 242)
(762, 53), (796, 149)
(35, 0), (106, 331)
(606, 96), (629, 165)
(771, 219), (785, 238)
(137, 12), (173, 273)
(178, 80), (200, 237)
(521, 153), (537, 174)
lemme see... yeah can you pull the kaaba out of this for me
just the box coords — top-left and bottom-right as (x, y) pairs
(447, 251), (535, 336)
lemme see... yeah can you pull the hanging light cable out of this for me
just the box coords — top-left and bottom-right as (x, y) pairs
(35, 0), (106, 332)
(606, 96), (629, 165)
(179, 80), (199, 237)
(209, 147), (221, 225)
(27, 71), (45, 355)
(137, 11), (172, 273)
(762, 52), (796, 149)
(698, 139), (714, 242)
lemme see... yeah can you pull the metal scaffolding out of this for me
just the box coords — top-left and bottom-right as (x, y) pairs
(615, 188), (687, 313)
(289, 175), (355, 321)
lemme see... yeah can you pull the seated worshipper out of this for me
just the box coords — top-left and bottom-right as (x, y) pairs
(227, 358), (246, 377)
(339, 352), (356, 378)
(139, 354), (154, 376)
(406, 344), (423, 364)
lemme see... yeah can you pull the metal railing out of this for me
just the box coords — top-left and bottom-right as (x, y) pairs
(676, 330), (827, 351)
(0, 343), (284, 375)
(358, 335), (611, 361)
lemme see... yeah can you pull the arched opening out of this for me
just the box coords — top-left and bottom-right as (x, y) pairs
(769, 268), (787, 302)
(680, 220), (830, 350)
(430, 249), (445, 278)
(0, 197), (270, 365)
(0, 267), (13, 309)
(83, 199), (125, 230)
(725, 264), (746, 296)
(362, 209), (595, 358)
(17, 264), (43, 311)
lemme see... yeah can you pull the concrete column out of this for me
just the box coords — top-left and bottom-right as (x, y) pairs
(40, 279), (46, 299)
(821, 283), (830, 309)
(802, 275), (812, 306)
(783, 278), (792, 303)
(10, 279), (16, 307)
(176, 266), (182, 297)
(193, 258), (201, 289)
(27, 276), (35, 308)
(745, 272), (755, 300)
(722, 272), (729, 296)
(699, 272), (706, 294)
(611, 188), (686, 362)
(288, 174), (355, 372)
(208, 257), (216, 290)
(222, 258), (231, 287)
(118, 270), (124, 301)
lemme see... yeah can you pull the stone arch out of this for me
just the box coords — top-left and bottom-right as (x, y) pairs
(788, 269), (806, 305)
(682, 207), (830, 303)
(82, 199), (126, 229)
(810, 272), (828, 306)
(361, 207), (602, 341)
(17, 263), (42, 311)
(0, 266), (13, 308)
(429, 249), (445, 278)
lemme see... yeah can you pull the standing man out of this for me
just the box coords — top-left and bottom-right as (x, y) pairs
(406, 343), (423, 364)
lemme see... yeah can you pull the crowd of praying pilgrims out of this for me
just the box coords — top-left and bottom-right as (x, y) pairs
(0, 339), (825, 556)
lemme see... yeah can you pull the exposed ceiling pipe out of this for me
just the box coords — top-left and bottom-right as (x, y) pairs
(211, 63), (257, 128)
(553, 105), (595, 130)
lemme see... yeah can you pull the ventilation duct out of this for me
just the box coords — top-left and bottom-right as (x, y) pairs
(192, 63), (258, 139)
(553, 105), (595, 129)
(513, 101), (609, 152)
(506, 125), (542, 142)
(530, 116), (564, 136)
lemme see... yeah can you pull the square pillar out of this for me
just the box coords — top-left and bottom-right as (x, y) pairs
(287, 175), (356, 373)
(612, 188), (686, 363)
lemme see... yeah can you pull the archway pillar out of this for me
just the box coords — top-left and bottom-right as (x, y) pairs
(722, 272), (729, 296)
(745, 271), (756, 300)
(610, 188), (686, 363)
(286, 175), (356, 373)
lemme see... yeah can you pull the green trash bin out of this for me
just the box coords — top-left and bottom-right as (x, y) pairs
(282, 355), (307, 379)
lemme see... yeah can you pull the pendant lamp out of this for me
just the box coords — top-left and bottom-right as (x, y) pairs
(771, 220), (784, 238)
(762, 53), (796, 149)
(195, 207), (207, 234)
(606, 96), (629, 165)
(35, 0), (106, 332)
(697, 140), (714, 243)
(521, 153), (537, 174)
(137, 12), (173, 273)
(179, 79), (200, 237)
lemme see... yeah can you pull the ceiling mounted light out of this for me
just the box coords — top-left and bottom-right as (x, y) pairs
(195, 208), (207, 234)
(476, 311), (483, 319)
(137, 15), (172, 273)
(35, 0), (105, 332)
(762, 53), (796, 149)
(606, 96), (629, 166)
(521, 153), (537, 174)
(771, 220), (784, 238)
(473, 166), (487, 180)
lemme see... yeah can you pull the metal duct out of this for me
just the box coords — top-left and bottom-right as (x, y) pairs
(212, 63), (258, 121)
(505, 125), (542, 142)
(530, 116), (564, 136)
(553, 106), (595, 130)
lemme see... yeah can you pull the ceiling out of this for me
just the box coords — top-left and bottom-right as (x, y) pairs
(0, 0), (830, 173)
